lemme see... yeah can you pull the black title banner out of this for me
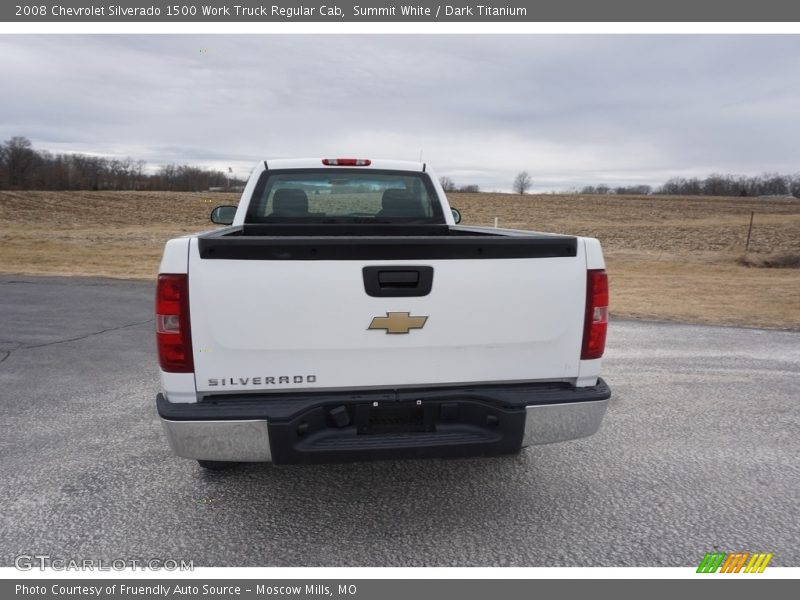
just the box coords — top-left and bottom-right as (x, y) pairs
(5, 0), (800, 22)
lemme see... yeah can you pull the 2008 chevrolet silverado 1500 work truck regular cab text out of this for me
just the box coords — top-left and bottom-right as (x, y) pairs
(155, 158), (611, 469)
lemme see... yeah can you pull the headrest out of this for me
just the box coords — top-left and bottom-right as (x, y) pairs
(272, 189), (309, 215)
(381, 189), (423, 216)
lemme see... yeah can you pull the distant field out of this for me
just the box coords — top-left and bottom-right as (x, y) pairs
(1, 190), (798, 329)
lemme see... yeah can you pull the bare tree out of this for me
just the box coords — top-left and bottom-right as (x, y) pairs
(513, 171), (532, 195)
(4, 136), (36, 188)
(790, 174), (800, 199)
(439, 176), (455, 192)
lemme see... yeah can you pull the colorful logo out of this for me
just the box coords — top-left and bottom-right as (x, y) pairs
(697, 552), (773, 573)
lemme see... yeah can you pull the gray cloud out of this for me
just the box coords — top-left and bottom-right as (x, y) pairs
(1, 35), (799, 191)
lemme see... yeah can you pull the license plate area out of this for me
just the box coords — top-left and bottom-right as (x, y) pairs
(355, 402), (435, 434)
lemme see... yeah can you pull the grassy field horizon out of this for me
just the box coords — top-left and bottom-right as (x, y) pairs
(1, 189), (798, 330)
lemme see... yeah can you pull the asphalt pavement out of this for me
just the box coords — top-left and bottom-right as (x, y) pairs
(0, 275), (798, 566)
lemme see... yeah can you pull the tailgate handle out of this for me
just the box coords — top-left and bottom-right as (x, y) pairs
(378, 271), (419, 286)
(363, 266), (433, 297)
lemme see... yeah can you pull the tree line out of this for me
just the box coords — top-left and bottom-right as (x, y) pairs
(449, 170), (800, 198)
(6, 136), (797, 198)
(0, 136), (241, 192)
(438, 176), (480, 194)
(655, 173), (800, 197)
(576, 173), (800, 197)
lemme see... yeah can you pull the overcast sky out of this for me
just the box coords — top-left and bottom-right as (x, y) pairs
(1, 34), (799, 191)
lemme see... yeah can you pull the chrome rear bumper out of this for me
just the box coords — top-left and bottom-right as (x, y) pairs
(521, 398), (609, 446)
(161, 419), (272, 462)
(159, 396), (609, 462)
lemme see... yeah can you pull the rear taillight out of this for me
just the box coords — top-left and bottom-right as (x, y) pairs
(156, 274), (194, 373)
(321, 158), (371, 166)
(581, 269), (609, 360)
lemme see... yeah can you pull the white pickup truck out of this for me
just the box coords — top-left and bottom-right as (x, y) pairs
(155, 158), (610, 468)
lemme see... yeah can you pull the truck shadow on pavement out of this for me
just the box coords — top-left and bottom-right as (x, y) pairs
(170, 451), (560, 565)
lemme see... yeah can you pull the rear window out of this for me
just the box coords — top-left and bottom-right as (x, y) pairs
(245, 169), (445, 224)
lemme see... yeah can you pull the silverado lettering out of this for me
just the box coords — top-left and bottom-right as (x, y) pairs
(155, 158), (611, 469)
(208, 376), (317, 386)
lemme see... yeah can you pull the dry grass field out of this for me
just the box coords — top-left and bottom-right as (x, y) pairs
(1, 190), (798, 329)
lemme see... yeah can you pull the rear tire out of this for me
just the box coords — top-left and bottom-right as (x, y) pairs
(197, 460), (237, 471)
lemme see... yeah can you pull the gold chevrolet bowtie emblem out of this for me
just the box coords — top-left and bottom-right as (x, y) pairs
(368, 312), (428, 334)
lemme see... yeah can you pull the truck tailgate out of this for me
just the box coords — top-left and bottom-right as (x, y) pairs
(187, 236), (587, 394)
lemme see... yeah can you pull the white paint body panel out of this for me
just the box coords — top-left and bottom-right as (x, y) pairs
(158, 237), (190, 274)
(576, 236), (608, 386)
(187, 239), (588, 394)
(158, 159), (608, 403)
